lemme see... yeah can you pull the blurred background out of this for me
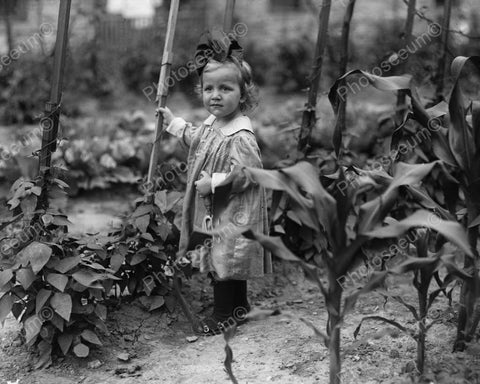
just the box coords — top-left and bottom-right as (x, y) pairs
(0, 0), (479, 232)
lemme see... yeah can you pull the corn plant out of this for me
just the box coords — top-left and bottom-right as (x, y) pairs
(216, 158), (470, 383)
(354, 227), (472, 374)
(329, 56), (480, 351)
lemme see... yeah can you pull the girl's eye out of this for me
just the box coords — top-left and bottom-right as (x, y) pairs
(203, 86), (212, 92)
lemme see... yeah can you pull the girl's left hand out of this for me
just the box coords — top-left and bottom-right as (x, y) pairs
(195, 171), (212, 197)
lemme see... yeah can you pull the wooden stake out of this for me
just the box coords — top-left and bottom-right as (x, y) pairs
(38, 0), (71, 209)
(297, 0), (332, 156)
(146, 0), (180, 186)
(436, 0), (452, 100)
(224, 0), (236, 32)
(337, 0), (356, 152)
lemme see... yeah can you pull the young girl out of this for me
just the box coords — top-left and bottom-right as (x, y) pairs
(158, 31), (272, 335)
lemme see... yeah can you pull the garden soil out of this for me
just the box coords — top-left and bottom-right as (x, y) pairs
(1, 262), (480, 384)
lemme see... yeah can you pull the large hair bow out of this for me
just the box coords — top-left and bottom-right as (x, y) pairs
(194, 28), (243, 76)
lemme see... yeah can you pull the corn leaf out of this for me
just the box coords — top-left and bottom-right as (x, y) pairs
(329, 71), (412, 155)
(358, 162), (438, 234)
(364, 209), (472, 257)
(448, 56), (480, 174)
(354, 315), (415, 341)
(299, 317), (329, 347)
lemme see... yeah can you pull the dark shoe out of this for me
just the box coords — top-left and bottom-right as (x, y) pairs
(199, 315), (237, 336)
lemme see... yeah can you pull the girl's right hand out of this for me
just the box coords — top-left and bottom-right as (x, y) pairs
(156, 106), (175, 128)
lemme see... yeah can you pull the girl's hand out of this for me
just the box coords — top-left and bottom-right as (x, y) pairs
(195, 171), (212, 197)
(156, 106), (175, 128)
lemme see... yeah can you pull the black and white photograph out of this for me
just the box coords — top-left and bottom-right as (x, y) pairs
(0, 0), (479, 383)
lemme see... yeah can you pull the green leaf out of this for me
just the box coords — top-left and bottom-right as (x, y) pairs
(19, 242), (52, 274)
(130, 253), (147, 266)
(354, 315), (415, 341)
(46, 273), (68, 292)
(342, 272), (387, 317)
(150, 295), (165, 311)
(135, 215), (150, 233)
(448, 56), (480, 173)
(94, 304), (107, 321)
(35, 289), (52, 314)
(299, 318), (329, 347)
(364, 209), (473, 257)
(24, 315), (43, 344)
(469, 214), (480, 228)
(110, 252), (125, 272)
(31, 186), (42, 196)
(0, 294), (13, 325)
(132, 204), (153, 218)
(16, 267), (36, 289)
(358, 162), (439, 233)
(20, 194), (37, 216)
(57, 333), (73, 355)
(50, 313), (64, 331)
(73, 343), (89, 358)
(72, 270), (105, 287)
(81, 329), (102, 345)
(52, 215), (72, 226)
(154, 191), (167, 212)
(328, 71), (412, 155)
(50, 293), (72, 321)
(0, 270), (13, 289)
(244, 230), (328, 297)
(141, 232), (154, 242)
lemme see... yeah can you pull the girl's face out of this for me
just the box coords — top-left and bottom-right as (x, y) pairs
(201, 62), (244, 124)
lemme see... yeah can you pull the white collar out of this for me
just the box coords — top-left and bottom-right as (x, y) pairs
(203, 114), (253, 136)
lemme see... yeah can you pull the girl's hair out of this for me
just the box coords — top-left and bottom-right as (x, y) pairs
(198, 58), (259, 112)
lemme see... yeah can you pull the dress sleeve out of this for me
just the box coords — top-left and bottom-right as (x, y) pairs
(227, 134), (263, 194)
(165, 117), (197, 148)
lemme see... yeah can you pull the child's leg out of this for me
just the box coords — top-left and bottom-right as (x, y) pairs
(212, 280), (236, 322)
(233, 280), (251, 322)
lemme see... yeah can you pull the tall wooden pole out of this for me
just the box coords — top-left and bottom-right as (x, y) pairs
(146, 0), (180, 187)
(395, 0), (416, 125)
(436, 0), (452, 100)
(38, 0), (71, 209)
(297, 0), (332, 155)
(223, 0), (236, 32)
(337, 0), (356, 152)
(3, 0), (14, 53)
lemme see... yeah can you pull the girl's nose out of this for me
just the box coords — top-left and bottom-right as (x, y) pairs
(212, 89), (221, 99)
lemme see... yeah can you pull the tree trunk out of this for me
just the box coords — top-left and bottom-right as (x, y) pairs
(297, 0), (331, 155)
(395, 0), (416, 126)
(435, 0), (452, 101)
(337, 0), (356, 148)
